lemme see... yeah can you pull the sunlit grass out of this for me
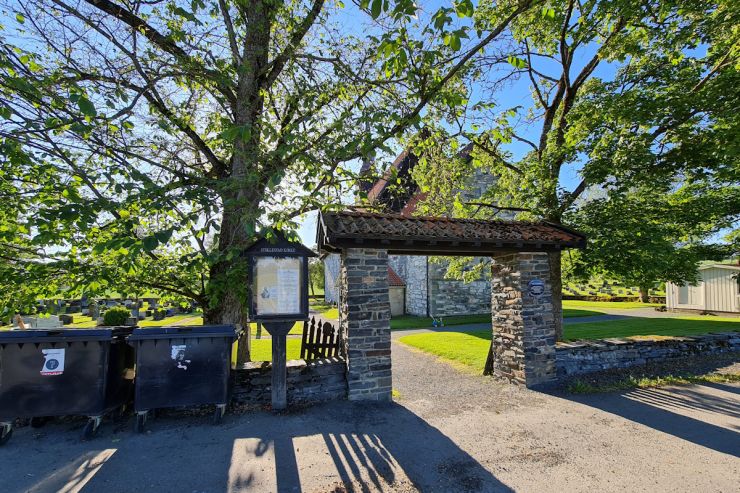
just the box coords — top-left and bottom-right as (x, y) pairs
(562, 300), (659, 310)
(399, 315), (740, 372)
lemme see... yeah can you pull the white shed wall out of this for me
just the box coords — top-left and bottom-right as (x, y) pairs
(666, 266), (739, 313)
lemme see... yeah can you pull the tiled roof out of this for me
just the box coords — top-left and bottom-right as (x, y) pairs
(317, 211), (586, 255)
(388, 266), (405, 286)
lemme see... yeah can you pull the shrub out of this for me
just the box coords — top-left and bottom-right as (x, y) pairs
(102, 306), (130, 326)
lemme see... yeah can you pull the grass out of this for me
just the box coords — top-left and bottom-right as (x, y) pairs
(399, 315), (740, 372)
(562, 300), (658, 310)
(316, 307), (339, 320)
(250, 337), (303, 361)
(567, 373), (740, 394)
(563, 316), (740, 341)
(250, 321), (304, 335)
(390, 308), (605, 330)
(398, 331), (491, 372)
(138, 313), (203, 326)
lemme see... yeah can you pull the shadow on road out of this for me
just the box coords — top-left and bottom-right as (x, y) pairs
(2, 401), (513, 493)
(563, 383), (740, 457)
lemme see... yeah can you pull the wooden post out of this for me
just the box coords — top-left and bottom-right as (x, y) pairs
(262, 321), (294, 411)
(271, 335), (287, 411)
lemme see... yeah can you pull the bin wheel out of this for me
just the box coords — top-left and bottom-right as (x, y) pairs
(213, 405), (226, 425)
(134, 413), (147, 434)
(82, 418), (100, 441)
(30, 417), (49, 428)
(0, 424), (12, 446)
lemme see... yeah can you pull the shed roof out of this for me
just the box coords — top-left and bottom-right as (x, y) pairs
(317, 211), (586, 255)
(388, 266), (405, 286)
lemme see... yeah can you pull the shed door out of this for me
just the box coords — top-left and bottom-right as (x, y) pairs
(678, 284), (702, 307)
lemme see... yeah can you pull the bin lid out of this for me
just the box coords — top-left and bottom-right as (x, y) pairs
(128, 324), (237, 341)
(0, 328), (115, 344)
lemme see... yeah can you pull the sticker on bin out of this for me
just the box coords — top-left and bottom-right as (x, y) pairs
(40, 348), (65, 376)
(171, 345), (191, 370)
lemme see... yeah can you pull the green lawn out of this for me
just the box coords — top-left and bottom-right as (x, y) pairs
(562, 300), (658, 310)
(563, 316), (740, 340)
(390, 308), (603, 330)
(250, 321), (304, 335)
(399, 331), (490, 372)
(250, 337), (303, 361)
(315, 307), (339, 319)
(138, 313), (203, 326)
(399, 316), (740, 372)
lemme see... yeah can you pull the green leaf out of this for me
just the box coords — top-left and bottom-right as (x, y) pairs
(154, 229), (173, 244)
(541, 7), (555, 20)
(142, 236), (159, 251)
(507, 56), (527, 69)
(371, 0), (383, 19)
(77, 97), (97, 117)
(15, 12), (25, 24)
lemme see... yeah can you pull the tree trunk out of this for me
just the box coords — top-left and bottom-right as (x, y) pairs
(549, 251), (564, 341)
(639, 285), (650, 303)
(203, 198), (256, 365)
(202, 0), (276, 365)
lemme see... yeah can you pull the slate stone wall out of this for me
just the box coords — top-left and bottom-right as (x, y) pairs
(556, 333), (740, 377)
(428, 260), (490, 317)
(340, 248), (392, 401)
(232, 358), (347, 405)
(389, 255), (428, 316)
(491, 253), (557, 388)
(323, 253), (341, 303)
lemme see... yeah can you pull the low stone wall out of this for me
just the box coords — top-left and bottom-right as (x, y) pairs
(556, 332), (740, 377)
(232, 357), (347, 406)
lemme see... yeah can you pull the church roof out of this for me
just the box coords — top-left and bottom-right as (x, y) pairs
(317, 211), (586, 255)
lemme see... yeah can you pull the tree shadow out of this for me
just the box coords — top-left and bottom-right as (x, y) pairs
(3, 400), (512, 492)
(226, 401), (513, 492)
(561, 383), (740, 457)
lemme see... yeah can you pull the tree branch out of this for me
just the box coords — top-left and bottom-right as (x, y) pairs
(263, 0), (326, 87)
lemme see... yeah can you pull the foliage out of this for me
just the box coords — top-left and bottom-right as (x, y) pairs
(308, 257), (324, 296)
(0, 0), (540, 329)
(102, 305), (131, 326)
(566, 185), (738, 294)
(409, 0), (739, 328)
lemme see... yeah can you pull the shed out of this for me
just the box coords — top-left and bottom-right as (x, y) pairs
(666, 263), (740, 314)
(387, 266), (406, 316)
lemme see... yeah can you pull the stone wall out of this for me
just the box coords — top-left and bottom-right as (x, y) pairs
(232, 358), (347, 406)
(428, 260), (490, 317)
(389, 255), (428, 316)
(323, 253), (341, 303)
(340, 248), (392, 401)
(556, 332), (740, 377)
(490, 253), (557, 387)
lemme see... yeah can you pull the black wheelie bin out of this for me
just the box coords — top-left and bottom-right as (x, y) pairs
(128, 325), (238, 432)
(0, 327), (135, 444)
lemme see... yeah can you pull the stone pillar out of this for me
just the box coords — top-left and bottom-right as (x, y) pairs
(491, 253), (557, 388)
(339, 248), (392, 401)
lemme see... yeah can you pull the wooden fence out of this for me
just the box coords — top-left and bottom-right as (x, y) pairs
(300, 316), (342, 360)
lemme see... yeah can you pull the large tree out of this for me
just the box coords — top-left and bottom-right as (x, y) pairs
(0, 0), (539, 357)
(567, 184), (739, 301)
(411, 0), (739, 339)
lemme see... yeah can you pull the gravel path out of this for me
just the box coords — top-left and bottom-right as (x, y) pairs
(1, 341), (738, 493)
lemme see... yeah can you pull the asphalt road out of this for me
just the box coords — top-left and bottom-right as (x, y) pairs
(1, 342), (738, 492)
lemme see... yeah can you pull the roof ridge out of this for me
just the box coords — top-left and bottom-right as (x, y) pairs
(327, 209), (548, 226)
